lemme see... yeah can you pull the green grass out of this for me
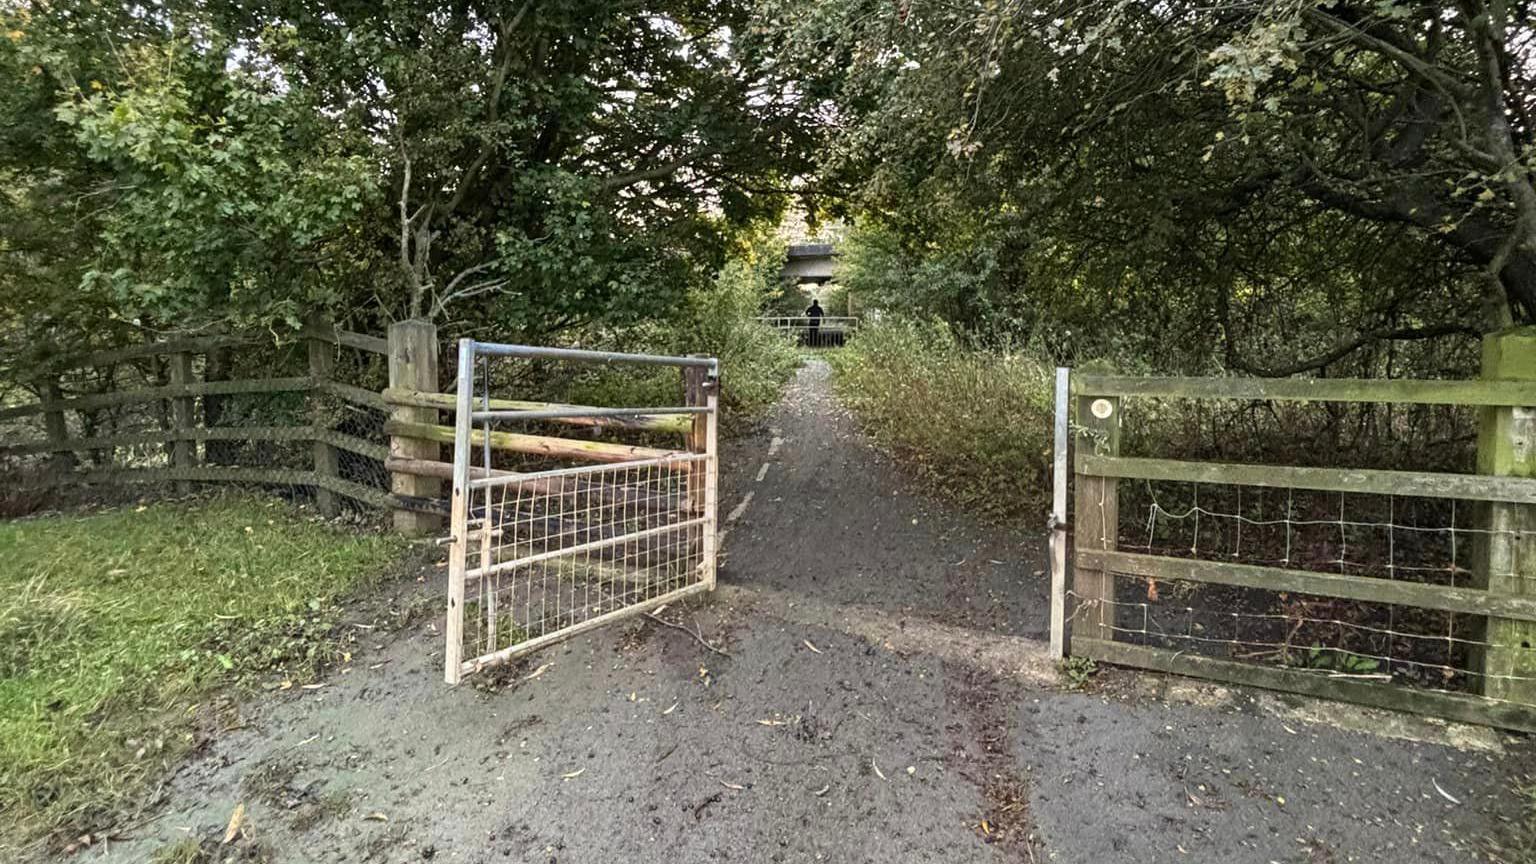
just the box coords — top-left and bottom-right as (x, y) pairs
(828, 318), (1054, 521)
(0, 494), (404, 852)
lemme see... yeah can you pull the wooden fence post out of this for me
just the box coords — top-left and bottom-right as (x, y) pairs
(388, 319), (442, 535)
(684, 358), (719, 590)
(167, 351), (196, 493)
(1476, 327), (1536, 706)
(307, 315), (340, 517)
(41, 376), (75, 478)
(1072, 389), (1121, 646)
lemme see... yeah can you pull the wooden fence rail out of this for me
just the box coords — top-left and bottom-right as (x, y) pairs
(2, 324), (404, 519)
(1058, 328), (1536, 732)
(4, 319), (712, 536)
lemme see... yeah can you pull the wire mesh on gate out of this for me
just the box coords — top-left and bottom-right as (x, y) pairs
(460, 455), (709, 670)
(444, 341), (720, 683)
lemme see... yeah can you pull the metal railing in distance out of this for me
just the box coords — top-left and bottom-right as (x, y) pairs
(755, 316), (859, 349)
(445, 340), (719, 684)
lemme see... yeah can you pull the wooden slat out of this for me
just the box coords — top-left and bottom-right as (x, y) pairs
(1078, 454), (1536, 504)
(53, 465), (319, 488)
(1074, 393), (1121, 645)
(1081, 549), (1536, 622)
(2, 425), (316, 457)
(34, 462), (426, 513)
(0, 377), (313, 421)
(1073, 637), (1536, 733)
(1074, 374), (1536, 406)
(336, 330), (388, 355)
(24, 333), (262, 378)
(311, 473), (438, 512)
(312, 429), (389, 462)
(381, 388), (691, 434)
(300, 322), (388, 355)
(386, 457), (676, 511)
(384, 419), (686, 467)
(5, 426), (385, 461)
(316, 379), (387, 409)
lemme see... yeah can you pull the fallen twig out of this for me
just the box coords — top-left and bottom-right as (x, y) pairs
(1432, 778), (1462, 805)
(646, 611), (730, 656)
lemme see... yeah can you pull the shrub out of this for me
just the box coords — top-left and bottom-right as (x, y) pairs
(828, 318), (1054, 520)
(563, 252), (802, 432)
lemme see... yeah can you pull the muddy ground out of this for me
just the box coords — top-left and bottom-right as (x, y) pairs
(90, 361), (1536, 863)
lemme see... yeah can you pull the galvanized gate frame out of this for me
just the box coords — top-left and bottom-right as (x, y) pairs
(444, 340), (720, 684)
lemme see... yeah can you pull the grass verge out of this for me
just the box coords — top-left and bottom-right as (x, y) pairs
(0, 493), (405, 854)
(828, 318), (1054, 521)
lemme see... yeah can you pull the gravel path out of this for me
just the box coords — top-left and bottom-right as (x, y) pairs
(95, 360), (1536, 864)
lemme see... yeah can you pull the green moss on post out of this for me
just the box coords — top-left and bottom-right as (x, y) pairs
(1476, 327), (1536, 706)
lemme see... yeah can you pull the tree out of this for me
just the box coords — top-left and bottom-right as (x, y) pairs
(766, 0), (1531, 374)
(0, 0), (824, 366)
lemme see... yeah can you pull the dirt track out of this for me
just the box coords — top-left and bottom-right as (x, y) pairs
(98, 360), (1536, 863)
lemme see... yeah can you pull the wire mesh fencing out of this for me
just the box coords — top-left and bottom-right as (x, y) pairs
(1078, 483), (1521, 693)
(0, 327), (397, 520)
(1055, 368), (1536, 731)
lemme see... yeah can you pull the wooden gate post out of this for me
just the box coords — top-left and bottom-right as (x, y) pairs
(683, 359), (720, 590)
(306, 315), (340, 517)
(167, 351), (197, 493)
(1476, 327), (1536, 706)
(1072, 389), (1121, 646)
(388, 319), (442, 535)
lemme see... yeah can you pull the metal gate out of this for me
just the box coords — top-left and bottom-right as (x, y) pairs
(443, 341), (719, 684)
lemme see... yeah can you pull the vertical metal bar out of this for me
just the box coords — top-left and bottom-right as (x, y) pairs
(702, 375), (721, 590)
(480, 354), (496, 654)
(445, 338), (476, 684)
(1049, 367), (1071, 658)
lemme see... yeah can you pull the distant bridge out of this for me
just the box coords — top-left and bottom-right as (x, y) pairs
(783, 243), (836, 284)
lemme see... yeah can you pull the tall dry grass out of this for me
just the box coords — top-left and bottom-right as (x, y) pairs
(828, 318), (1054, 520)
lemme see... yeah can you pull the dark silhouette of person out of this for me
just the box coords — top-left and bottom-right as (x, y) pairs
(805, 299), (824, 346)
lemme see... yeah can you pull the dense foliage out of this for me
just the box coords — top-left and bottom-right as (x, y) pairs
(5, 0), (1534, 384)
(1, 0), (821, 372)
(828, 318), (1055, 518)
(563, 240), (803, 428)
(775, 0), (1533, 377)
